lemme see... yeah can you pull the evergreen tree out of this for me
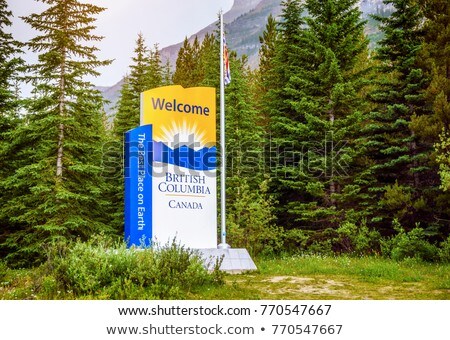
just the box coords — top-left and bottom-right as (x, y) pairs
(172, 37), (201, 87)
(365, 0), (433, 232)
(256, 14), (279, 127)
(172, 33), (219, 89)
(265, 0), (370, 236)
(258, 14), (278, 83)
(419, 0), (450, 134)
(224, 54), (278, 253)
(0, 0), (22, 113)
(416, 0), (450, 229)
(110, 34), (164, 233)
(198, 33), (220, 88)
(262, 0), (306, 232)
(148, 44), (163, 89)
(266, 0), (305, 120)
(1, 0), (112, 266)
(161, 59), (173, 86)
(113, 79), (136, 138)
(0, 0), (24, 258)
(113, 34), (163, 138)
(225, 55), (265, 189)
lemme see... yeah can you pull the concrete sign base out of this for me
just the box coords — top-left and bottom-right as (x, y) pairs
(198, 248), (257, 274)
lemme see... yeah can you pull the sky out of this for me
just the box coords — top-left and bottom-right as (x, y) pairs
(8, 0), (234, 88)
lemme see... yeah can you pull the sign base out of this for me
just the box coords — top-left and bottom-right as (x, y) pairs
(198, 248), (257, 274)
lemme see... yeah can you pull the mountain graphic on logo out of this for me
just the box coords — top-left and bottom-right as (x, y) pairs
(152, 141), (216, 171)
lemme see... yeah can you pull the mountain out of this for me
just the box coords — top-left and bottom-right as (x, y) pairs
(95, 78), (124, 118)
(100, 0), (393, 119)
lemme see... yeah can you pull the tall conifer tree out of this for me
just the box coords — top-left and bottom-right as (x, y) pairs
(198, 33), (220, 88)
(365, 0), (433, 231)
(113, 34), (163, 138)
(266, 0), (370, 234)
(173, 37), (202, 87)
(111, 34), (164, 232)
(256, 14), (280, 128)
(225, 54), (278, 254)
(0, 0), (24, 258)
(417, 0), (450, 227)
(2, 0), (112, 265)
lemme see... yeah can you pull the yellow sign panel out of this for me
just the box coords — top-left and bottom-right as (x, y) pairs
(141, 85), (216, 148)
(140, 85), (217, 249)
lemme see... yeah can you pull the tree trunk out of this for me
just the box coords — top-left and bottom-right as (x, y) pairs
(56, 54), (66, 181)
(329, 111), (336, 207)
(411, 132), (420, 188)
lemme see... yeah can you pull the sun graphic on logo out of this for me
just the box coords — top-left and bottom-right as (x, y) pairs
(155, 120), (208, 150)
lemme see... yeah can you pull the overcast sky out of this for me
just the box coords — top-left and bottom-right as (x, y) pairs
(8, 0), (234, 88)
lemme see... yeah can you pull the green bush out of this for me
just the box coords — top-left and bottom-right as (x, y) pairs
(305, 229), (337, 256)
(439, 236), (450, 263)
(382, 221), (440, 262)
(0, 260), (7, 281)
(333, 221), (381, 255)
(38, 236), (223, 299)
(282, 229), (309, 254)
(226, 179), (284, 257)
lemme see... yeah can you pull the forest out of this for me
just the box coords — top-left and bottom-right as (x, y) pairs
(0, 0), (450, 279)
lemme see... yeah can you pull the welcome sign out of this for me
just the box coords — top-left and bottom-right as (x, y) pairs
(125, 85), (217, 248)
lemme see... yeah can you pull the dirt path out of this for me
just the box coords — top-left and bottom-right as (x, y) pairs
(225, 275), (450, 300)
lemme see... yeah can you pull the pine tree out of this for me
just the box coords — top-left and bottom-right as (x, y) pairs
(110, 34), (164, 233)
(161, 59), (173, 86)
(0, 0), (24, 258)
(267, 0), (305, 120)
(256, 14), (279, 127)
(265, 0), (370, 235)
(416, 0), (450, 227)
(436, 131), (450, 191)
(224, 54), (278, 253)
(113, 33), (160, 138)
(172, 33), (220, 89)
(148, 44), (163, 90)
(172, 37), (202, 87)
(114, 35), (166, 138)
(365, 0), (433, 232)
(198, 33), (220, 88)
(0, 0), (22, 112)
(226, 55), (265, 189)
(258, 14), (278, 82)
(1, 0), (112, 266)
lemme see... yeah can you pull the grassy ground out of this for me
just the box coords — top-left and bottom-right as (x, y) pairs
(1, 255), (450, 300)
(192, 255), (450, 300)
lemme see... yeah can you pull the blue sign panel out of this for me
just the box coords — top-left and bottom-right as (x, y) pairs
(124, 124), (153, 247)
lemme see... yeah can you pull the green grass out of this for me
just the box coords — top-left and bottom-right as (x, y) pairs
(195, 255), (450, 300)
(1, 255), (449, 300)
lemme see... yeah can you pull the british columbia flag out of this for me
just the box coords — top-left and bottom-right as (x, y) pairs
(223, 33), (231, 85)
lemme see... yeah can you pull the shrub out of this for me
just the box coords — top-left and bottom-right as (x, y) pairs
(226, 179), (283, 256)
(382, 220), (440, 262)
(305, 229), (337, 256)
(439, 236), (450, 263)
(38, 236), (222, 299)
(0, 260), (7, 281)
(282, 229), (309, 254)
(333, 221), (381, 255)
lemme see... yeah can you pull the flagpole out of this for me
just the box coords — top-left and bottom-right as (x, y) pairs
(218, 10), (230, 249)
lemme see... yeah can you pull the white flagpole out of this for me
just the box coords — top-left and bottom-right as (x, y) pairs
(218, 10), (230, 249)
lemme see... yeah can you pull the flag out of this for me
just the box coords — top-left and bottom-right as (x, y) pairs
(223, 33), (231, 85)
